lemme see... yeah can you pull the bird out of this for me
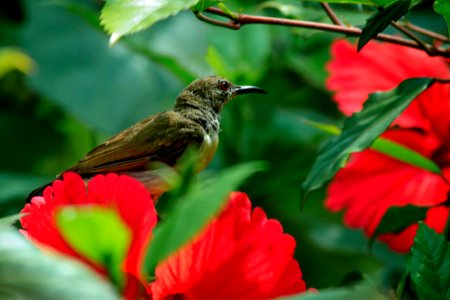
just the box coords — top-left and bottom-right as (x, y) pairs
(27, 76), (266, 202)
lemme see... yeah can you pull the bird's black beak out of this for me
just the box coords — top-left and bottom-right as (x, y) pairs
(234, 85), (267, 95)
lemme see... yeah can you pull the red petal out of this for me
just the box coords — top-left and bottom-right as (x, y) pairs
(327, 40), (450, 131)
(326, 130), (449, 251)
(379, 205), (449, 252)
(20, 175), (90, 262)
(149, 192), (306, 299)
(20, 172), (157, 281)
(87, 173), (157, 276)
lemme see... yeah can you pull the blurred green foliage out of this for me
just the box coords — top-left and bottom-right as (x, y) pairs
(0, 0), (446, 293)
(0, 226), (119, 300)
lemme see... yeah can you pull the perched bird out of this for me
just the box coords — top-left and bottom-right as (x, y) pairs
(27, 76), (266, 202)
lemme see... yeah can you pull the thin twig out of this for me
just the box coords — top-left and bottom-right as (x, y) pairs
(195, 7), (450, 58)
(390, 21), (434, 55)
(435, 78), (450, 84)
(194, 10), (240, 29)
(403, 22), (450, 43)
(320, 3), (343, 26)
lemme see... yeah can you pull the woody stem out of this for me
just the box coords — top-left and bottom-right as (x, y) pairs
(194, 7), (450, 58)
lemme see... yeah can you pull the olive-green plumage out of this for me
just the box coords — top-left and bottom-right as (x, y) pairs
(27, 76), (265, 202)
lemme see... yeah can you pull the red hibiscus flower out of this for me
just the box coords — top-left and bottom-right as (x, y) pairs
(149, 192), (306, 300)
(21, 173), (306, 298)
(327, 39), (450, 133)
(325, 40), (450, 252)
(20, 172), (157, 290)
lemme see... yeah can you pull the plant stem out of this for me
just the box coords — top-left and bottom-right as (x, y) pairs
(390, 21), (434, 55)
(403, 22), (450, 43)
(195, 7), (450, 58)
(320, 3), (343, 26)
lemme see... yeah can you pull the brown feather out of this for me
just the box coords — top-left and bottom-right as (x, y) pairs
(67, 111), (206, 176)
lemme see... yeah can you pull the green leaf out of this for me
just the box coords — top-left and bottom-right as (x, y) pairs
(280, 281), (388, 299)
(408, 223), (450, 300)
(206, 25), (271, 82)
(205, 46), (234, 82)
(259, 0), (372, 27)
(0, 227), (119, 300)
(144, 162), (265, 276)
(338, 270), (365, 287)
(0, 214), (21, 228)
(49, 1), (197, 84)
(300, 119), (342, 136)
(297, 0), (378, 6)
(371, 138), (441, 174)
(123, 39), (196, 84)
(302, 77), (434, 198)
(101, 0), (202, 43)
(20, 0), (184, 134)
(298, 0), (421, 7)
(193, 0), (222, 12)
(358, 0), (411, 51)
(302, 119), (441, 174)
(396, 272), (418, 300)
(434, 0), (450, 37)
(0, 47), (34, 78)
(369, 205), (428, 247)
(0, 173), (51, 205)
(259, 0), (305, 18)
(56, 206), (132, 289)
(374, 205), (428, 235)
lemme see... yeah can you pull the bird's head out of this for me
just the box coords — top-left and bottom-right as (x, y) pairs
(176, 76), (266, 113)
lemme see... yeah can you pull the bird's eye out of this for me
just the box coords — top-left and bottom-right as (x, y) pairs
(218, 81), (230, 91)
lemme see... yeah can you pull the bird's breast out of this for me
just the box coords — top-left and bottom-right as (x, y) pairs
(198, 132), (219, 171)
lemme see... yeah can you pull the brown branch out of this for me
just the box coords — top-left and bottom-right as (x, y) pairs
(195, 9), (240, 29)
(403, 22), (450, 43)
(195, 7), (450, 58)
(390, 21), (434, 56)
(320, 3), (343, 26)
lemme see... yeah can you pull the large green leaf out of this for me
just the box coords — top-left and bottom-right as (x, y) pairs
(408, 223), (450, 300)
(302, 77), (434, 198)
(358, 0), (411, 51)
(51, 1), (197, 84)
(302, 119), (441, 174)
(434, 0), (450, 37)
(56, 206), (132, 289)
(101, 0), (202, 43)
(144, 162), (265, 276)
(0, 227), (119, 300)
(20, 0), (183, 135)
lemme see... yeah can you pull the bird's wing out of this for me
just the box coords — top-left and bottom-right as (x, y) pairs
(68, 111), (206, 175)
